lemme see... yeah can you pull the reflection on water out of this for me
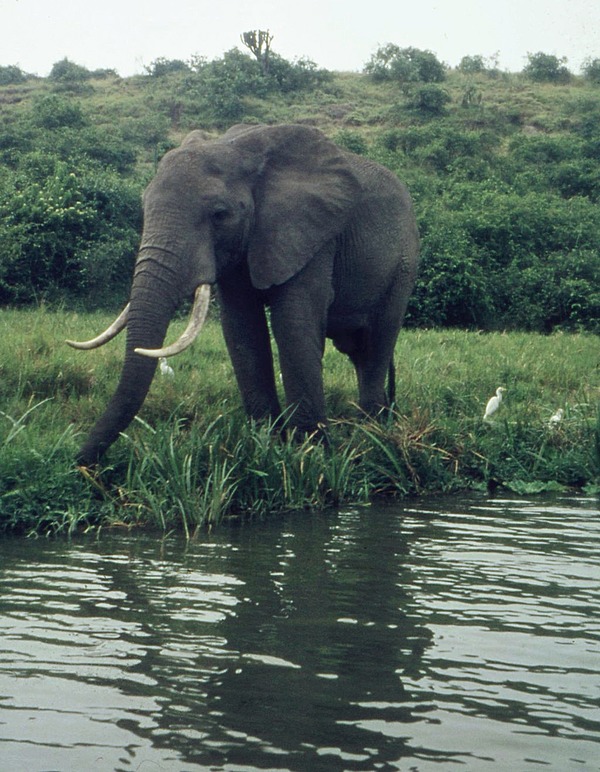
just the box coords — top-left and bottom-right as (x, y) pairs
(0, 494), (599, 770)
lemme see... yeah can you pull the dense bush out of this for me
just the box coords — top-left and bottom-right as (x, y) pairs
(145, 58), (192, 77)
(49, 58), (94, 84)
(0, 159), (140, 305)
(457, 55), (487, 74)
(0, 96), (141, 175)
(267, 54), (331, 93)
(334, 130), (368, 155)
(523, 52), (571, 83)
(408, 210), (494, 327)
(409, 84), (452, 115)
(406, 184), (600, 331)
(30, 94), (87, 130)
(505, 134), (600, 199)
(505, 249), (600, 331)
(193, 49), (270, 121)
(365, 45), (446, 83)
(179, 48), (332, 123)
(582, 57), (600, 84)
(183, 49), (332, 123)
(0, 65), (28, 85)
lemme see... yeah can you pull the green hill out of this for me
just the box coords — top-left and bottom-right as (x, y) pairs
(1, 50), (599, 332)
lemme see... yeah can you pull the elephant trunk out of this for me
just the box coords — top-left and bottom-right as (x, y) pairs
(76, 257), (181, 466)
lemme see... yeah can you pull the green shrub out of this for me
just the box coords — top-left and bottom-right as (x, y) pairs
(30, 94), (87, 130)
(0, 160), (140, 305)
(508, 133), (580, 165)
(523, 52), (571, 83)
(181, 48), (332, 125)
(505, 249), (600, 332)
(267, 54), (332, 92)
(365, 45), (446, 83)
(409, 84), (451, 115)
(409, 205), (493, 327)
(145, 58), (192, 77)
(187, 49), (267, 122)
(334, 130), (368, 155)
(49, 58), (93, 83)
(403, 171), (600, 331)
(457, 55), (487, 74)
(582, 57), (600, 84)
(0, 65), (28, 85)
(504, 133), (600, 199)
(382, 125), (497, 174)
(460, 189), (599, 267)
(78, 128), (138, 173)
(549, 159), (600, 200)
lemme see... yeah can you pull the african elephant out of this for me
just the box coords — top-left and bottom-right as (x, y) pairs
(68, 124), (420, 465)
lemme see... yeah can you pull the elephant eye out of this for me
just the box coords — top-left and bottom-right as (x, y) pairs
(211, 206), (230, 224)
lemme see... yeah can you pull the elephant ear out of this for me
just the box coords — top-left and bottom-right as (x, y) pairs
(227, 125), (360, 290)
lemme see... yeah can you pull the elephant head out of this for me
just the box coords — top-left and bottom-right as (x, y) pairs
(68, 124), (362, 465)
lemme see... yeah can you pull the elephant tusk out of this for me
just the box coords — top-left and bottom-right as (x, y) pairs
(135, 284), (211, 359)
(66, 303), (130, 350)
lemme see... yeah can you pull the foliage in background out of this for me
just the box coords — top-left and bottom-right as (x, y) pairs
(523, 52), (571, 83)
(0, 157), (140, 306)
(582, 57), (600, 84)
(181, 49), (331, 124)
(457, 55), (500, 77)
(0, 41), (599, 331)
(0, 65), (29, 85)
(364, 45), (446, 83)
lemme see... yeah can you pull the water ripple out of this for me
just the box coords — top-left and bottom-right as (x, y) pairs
(0, 493), (598, 770)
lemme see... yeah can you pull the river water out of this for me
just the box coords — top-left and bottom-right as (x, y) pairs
(0, 494), (598, 771)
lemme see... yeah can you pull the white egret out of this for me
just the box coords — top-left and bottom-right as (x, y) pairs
(548, 408), (564, 428)
(483, 387), (506, 421)
(159, 357), (174, 378)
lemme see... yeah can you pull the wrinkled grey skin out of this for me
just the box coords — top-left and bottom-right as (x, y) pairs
(77, 124), (419, 465)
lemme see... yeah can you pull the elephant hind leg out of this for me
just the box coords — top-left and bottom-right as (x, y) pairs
(333, 324), (399, 416)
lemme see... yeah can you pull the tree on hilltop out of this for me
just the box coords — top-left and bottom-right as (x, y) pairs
(523, 52), (571, 83)
(241, 30), (273, 76)
(364, 45), (446, 83)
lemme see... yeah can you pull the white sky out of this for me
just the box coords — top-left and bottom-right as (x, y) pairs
(2, 0), (599, 77)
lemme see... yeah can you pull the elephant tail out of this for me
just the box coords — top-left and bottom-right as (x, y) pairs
(386, 359), (396, 406)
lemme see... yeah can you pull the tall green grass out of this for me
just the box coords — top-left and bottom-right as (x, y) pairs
(0, 308), (598, 535)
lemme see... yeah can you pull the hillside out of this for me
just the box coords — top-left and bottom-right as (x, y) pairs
(0, 52), (599, 331)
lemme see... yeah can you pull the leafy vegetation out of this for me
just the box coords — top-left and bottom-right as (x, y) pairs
(0, 65), (29, 85)
(0, 42), (598, 331)
(523, 52), (572, 83)
(582, 57), (600, 84)
(1, 42), (599, 331)
(364, 44), (446, 83)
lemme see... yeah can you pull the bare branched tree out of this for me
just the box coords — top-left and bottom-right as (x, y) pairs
(240, 30), (273, 76)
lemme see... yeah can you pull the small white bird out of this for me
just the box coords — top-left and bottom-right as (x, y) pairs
(483, 387), (506, 421)
(159, 357), (174, 378)
(548, 408), (564, 428)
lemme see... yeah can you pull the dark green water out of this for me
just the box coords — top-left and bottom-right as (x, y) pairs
(0, 494), (598, 771)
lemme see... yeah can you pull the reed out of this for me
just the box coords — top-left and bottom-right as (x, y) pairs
(0, 309), (598, 534)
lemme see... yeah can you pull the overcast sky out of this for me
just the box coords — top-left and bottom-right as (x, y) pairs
(2, 0), (599, 77)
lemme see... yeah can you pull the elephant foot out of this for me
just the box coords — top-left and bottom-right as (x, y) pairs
(287, 422), (330, 449)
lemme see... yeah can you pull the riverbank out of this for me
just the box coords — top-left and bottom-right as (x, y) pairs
(1, 308), (598, 535)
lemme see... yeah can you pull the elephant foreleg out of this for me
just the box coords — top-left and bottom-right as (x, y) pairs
(268, 251), (334, 434)
(218, 267), (281, 421)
